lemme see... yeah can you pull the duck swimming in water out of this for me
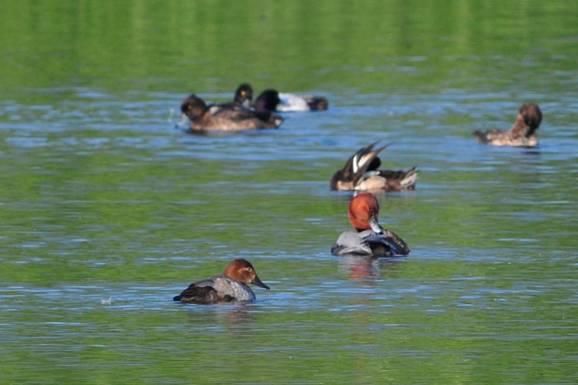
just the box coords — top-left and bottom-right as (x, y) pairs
(331, 193), (410, 258)
(330, 143), (417, 192)
(233, 83), (329, 112)
(173, 259), (270, 304)
(180, 94), (283, 133)
(473, 103), (542, 147)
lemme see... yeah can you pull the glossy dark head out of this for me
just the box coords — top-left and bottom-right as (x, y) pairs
(180, 94), (208, 120)
(254, 89), (280, 112)
(234, 83), (254, 106)
(224, 258), (270, 289)
(348, 193), (382, 233)
(519, 103), (542, 136)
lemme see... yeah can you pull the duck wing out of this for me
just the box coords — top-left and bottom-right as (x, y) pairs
(361, 229), (410, 256)
(351, 142), (388, 180)
(173, 277), (235, 304)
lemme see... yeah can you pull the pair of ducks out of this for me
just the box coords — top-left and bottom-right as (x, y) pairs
(174, 192), (402, 304)
(174, 102), (544, 304)
(330, 103), (543, 192)
(180, 83), (328, 133)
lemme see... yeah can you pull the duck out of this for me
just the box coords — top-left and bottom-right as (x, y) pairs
(180, 94), (283, 133)
(473, 103), (542, 147)
(331, 192), (410, 258)
(232, 83), (253, 109)
(173, 258), (270, 304)
(330, 143), (417, 192)
(208, 83), (253, 112)
(233, 83), (329, 112)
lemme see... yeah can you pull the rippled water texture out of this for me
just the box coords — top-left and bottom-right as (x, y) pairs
(0, 1), (577, 384)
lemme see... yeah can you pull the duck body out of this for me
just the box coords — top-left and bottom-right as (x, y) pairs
(473, 103), (542, 147)
(331, 229), (409, 257)
(330, 143), (417, 192)
(173, 276), (256, 304)
(180, 94), (283, 133)
(173, 259), (269, 304)
(331, 192), (410, 258)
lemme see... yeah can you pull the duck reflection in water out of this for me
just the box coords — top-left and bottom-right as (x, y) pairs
(339, 255), (405, 281)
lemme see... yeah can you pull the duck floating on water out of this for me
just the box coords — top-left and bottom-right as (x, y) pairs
(173, 259), (270, 304)
(180, 94), (283, 133)
(473, 103), (542, 147)
(233, 83), (329, 112)
(331, 192), (410, 258)
(330, 143), (417, 192)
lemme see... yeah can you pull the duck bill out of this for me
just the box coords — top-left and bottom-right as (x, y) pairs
(252, 275), (270, 290)
(369, 216), (384, 234)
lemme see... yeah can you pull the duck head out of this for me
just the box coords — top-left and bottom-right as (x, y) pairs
(519, 103), (542, 137)
(348, 193), (383, 233)
(254, 89), (280, 112)
(180, 94), (208, 121)
(224, 259), (270, 289)
(511, 103), (542, 138)
(234, 83), (254, 107)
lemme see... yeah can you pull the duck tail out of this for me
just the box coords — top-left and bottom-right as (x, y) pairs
(401, 167), (418, 190)
(173, 295), (182, 301)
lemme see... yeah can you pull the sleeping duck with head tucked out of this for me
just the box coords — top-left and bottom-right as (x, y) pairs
(173, 259), (270, 304)
(330, 143), (417, 192)
(473, 103), (542, 147)
(331, 192), (410, 258)
(180, 94), (283, 133)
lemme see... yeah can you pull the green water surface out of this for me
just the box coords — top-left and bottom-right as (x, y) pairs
(0, 1), (577, 384)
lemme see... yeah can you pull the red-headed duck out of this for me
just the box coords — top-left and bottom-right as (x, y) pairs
(180, 94), (283, 133)
(173, 258), (269, 305)
(173, 259), (270, 304)
(473, 103), (542, 147)
(331, 192), (410, 257)
(330, 143), (417, 192)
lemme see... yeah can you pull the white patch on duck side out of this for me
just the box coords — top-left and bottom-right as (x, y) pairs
(355, 175), (387, 191)
(277, 93), (310, 112)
